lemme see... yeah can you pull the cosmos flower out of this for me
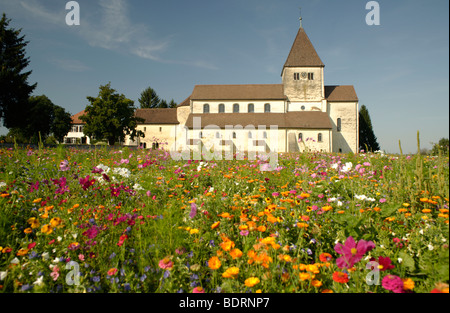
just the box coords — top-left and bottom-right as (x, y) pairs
(334, 236), (375, 269)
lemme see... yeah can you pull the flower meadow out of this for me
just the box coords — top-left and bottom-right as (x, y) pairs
(0, 145), (448, 294)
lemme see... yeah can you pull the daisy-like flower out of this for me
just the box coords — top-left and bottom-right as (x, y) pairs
(244, 277), (260, 288)
(334, 236), (375, 269)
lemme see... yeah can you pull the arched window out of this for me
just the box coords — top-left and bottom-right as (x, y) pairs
(232, 132), (236, 139)
(219, 103), (225, 113)
(264, 103), (271, 113)
(337, 118), (342, 132)
(318, 133), (322, 142)
(298, 133), (303, 141)
(233, 103), (239, 113)
(248, 132), (252, 139)
(248, 103), (254, 113)
(203, 103), (210, 113)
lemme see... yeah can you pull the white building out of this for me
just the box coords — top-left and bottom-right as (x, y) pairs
(129, 23), (359, 154)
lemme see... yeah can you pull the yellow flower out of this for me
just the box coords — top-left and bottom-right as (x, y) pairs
(244, 277), (260, 288)
(189, 228), (199, 234)
(24, 228), (33, 234)
(32, 198), (42, 203)
(422, 209), (432, 213)
(41, 224), (53, 235)
(208, 256), (221, 270)
(50, 217), (62, 228)
(222, 267), (239, 279)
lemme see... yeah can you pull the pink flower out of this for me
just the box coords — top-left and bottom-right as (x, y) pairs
(334, 236), (375, 269)
(192, 286), (205, 293)
(189, 202), (197, 219)
(107, 268), (118, 276)
(59, 160), (70, 171)
(50, 265), (60, 281)
(382, 275), (404, 293)
(158, 257), (173, 270)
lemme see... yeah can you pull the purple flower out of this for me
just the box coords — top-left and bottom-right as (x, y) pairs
(59, 160), (70, 171)
(189, 203), (197, 219)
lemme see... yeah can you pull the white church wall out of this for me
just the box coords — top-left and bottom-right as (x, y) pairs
(327, 101), (359, 153)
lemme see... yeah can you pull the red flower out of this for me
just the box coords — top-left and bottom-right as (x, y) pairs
(27, 242), (36, 250)
(319, 252), (333, 263)
(370, 256), (395, 271)
(332, 271), (349, 283)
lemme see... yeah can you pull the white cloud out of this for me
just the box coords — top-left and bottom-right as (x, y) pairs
(14, 0), (216, 70)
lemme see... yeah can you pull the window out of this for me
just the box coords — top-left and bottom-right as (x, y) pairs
(144, 127), (147, 132)
(263, 131), (267, 139)
(199, 132), (203, 139)
(248, 132), (252, 139)
(216, 132), (220, 139)
(337, 118), (342, 132)
(308, 72), (314, 80)
(294, 73), (300, 80)
(298, 133), (303, 141)
(233, 103), (239, 113)
(219, 103), (225, 113)
(203, 103), (210, 113)
(318, 133), (322, 142)
(159, 127), (162, 132)
(264, 103), (271, 113)
(301, 105), (306, 111)
(232, 132), (236, 139)
(248, 103), (254, 113)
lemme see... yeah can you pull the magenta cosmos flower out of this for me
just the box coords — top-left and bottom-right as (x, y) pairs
(334, 236), (375, 269)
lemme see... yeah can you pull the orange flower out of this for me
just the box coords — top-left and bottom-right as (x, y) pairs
(299, 272), (311, 281)
(211, 221), (220, 229)
(222, 266), (239, 279)
(257, 225), (267, 232)
(229, 248), (243, 259)
(220, 240), (235, 251)
(244, 277), (260, 288)
(312, 279), (323, 287)
(319, 253), (333, 263)
(208, 256), (221, 270)
(41, 224), (53, 235)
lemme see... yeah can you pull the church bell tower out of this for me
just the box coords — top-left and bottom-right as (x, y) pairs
(281, 18), (325, 103)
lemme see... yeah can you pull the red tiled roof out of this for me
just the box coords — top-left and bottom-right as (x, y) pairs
(283, 27), (324, 69)
(134, 108), (179, 124)
(71, 110), (86, 124)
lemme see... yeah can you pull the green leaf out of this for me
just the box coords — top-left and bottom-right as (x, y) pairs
(399, 251), (415, 272)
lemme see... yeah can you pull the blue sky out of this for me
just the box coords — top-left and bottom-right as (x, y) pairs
(0, 0), (448, 154)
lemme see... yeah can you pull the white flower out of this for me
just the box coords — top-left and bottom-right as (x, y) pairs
(42, 252), (49, 261)
(0, 182), (6, 188)
(33, 276), (44, 286)
(355, 195), (367, 201)
(337, 201), (343, 207)
(419, 229), (424, 235)
(133, 183), (144, 191)
(341, 162), (352, 173)
(10, 257), (19, 265)
(397, 258), (403, 264)
(0, 271), (7, 281)
(428, 244), (434, 251)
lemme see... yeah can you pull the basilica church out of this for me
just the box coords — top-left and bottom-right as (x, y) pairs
(69, 22), (359, 154)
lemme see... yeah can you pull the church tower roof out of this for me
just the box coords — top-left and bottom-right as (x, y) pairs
(283, 26), (324, 69)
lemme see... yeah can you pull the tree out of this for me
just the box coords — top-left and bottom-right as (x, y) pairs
(0, 13), (37, 129)
(81, 83), (143, 145)
(138, 86), (178, 108)
(138, 86), (161, 108)
(359, 104), (380, 152)
(12, 95), (72, 143)
(430, 138), (449, 156)
(51, 105), (73, 143)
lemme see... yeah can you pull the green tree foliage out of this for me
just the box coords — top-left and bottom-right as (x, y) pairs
(10, 95), (72, 144)
(0, 13), (36, 129)
(359, 104), (380, 152)
(431, 138), (449, 156)
(81, 83), (143, 146)
(51, 105), (73, 143)
(138, 86), (161, 108)
(138, 86), (177, 108)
